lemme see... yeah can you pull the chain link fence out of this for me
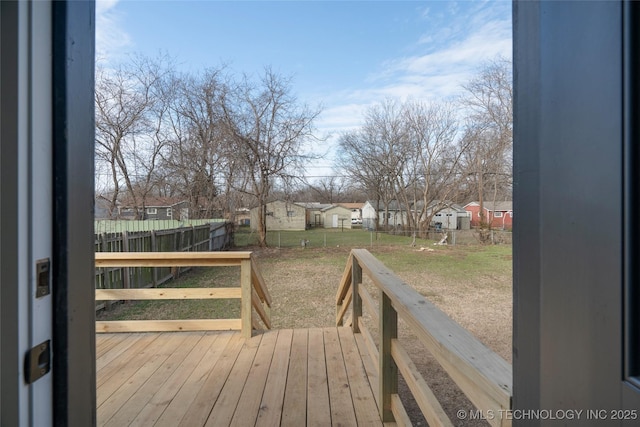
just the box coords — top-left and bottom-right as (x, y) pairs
(233, 227), (512, 248)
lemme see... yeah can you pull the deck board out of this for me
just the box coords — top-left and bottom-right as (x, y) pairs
(230, 330), (278, 427)
(255, 329), (293, 426)
(98, 333), (189, 423)
(338, 327), (383, 426)
(102, 333), (202, 427)
(280, 329), (309, 427)
(204, 333), (262, 426)
(306, 328), (331, 427)
(178, 333), (245, 427)
(324, 327), (359, 426)
(96, 327), (384, 427)
(155, 333), (233, 427)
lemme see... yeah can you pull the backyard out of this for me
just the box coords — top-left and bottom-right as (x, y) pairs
(98, 229), (512, 426)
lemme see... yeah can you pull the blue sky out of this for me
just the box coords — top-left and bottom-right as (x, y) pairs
(97, 0), (512, 176)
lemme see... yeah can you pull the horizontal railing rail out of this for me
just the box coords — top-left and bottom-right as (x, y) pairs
(95, 251), (271, 338)
(336, 248), (512, 427)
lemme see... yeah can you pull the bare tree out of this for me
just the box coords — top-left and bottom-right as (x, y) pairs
(95, 55), (173, 218)
(337, 99), (409, 230)
(160, 68), (231, 218)
(221, 68), (321, 246)
(309, 176), (349, 204)
(402, 100), (463, 237)
(460, 57), (513, 226)
(338, 99), (463, 236)
(337, 128), (394, 230)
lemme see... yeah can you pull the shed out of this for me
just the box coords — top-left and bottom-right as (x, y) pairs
(250, 200), (306, 231)
(321, 205), (353, 229)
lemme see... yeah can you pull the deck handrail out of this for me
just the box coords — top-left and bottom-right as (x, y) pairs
(336, 248), (512, 427)
(95, 251), (271, 338)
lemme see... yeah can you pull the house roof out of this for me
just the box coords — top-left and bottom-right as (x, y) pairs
(253, 200), (308, 210)
(464, 201), (513, 211)
(417, 200), (467, 213)
(432, 202), (467, 213)
(365, 200), (404, 211)
(295, 202), (333, 210)
(321, 204), (351, 212)
(119, 196), (187, 208)
(338, 202), (364, 210)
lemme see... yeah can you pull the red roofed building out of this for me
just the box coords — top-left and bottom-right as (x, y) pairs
(464, 201), (513, 230)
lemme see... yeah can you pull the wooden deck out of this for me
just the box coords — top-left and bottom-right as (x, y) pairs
(97, 328), (386, 427)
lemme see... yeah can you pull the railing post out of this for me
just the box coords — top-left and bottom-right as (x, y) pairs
(379, 291), (397, 422)
(151, 230), (158, 287)
(240, 259), (253, 338)
(352, 257), (362, 333)
(122, 230), (130, 290)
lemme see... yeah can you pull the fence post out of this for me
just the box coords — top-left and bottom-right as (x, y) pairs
(379, 291), (398, 422)
(240, 259), (253, 338)
(352, 257), (362, 333)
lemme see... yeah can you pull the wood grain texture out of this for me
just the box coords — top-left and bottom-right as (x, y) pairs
(97, 328), (384, 427)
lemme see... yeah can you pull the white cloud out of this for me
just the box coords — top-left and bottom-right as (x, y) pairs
(328, 6), (510, 108)
(96, 0), (131, 64)
(312, 3), (511, 165)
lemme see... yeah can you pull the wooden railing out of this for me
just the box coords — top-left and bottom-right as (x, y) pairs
(95, 252), (271, 338)
(336, 249), (512, 427)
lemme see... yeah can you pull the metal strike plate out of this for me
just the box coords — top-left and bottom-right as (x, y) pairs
(24, 340), (50, 384)
(36, 258), (50, 298)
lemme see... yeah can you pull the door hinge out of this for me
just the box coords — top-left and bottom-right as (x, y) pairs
(24, 340), (50, 384)
(36, 258), (50, 298)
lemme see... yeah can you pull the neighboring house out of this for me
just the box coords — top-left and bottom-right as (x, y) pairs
(338, 202), (364, 223)
(250, 200), (307, 231)
(464, 201), (513, 229)
(118, 197), (189, 221)
(235, 208), (251, 226)
(362, 200), (408, 230)
(94, 195), (117, 219)
(427, 202), (471, 230)
(296, 202), (333, 227)
(321, 205), (353, 229)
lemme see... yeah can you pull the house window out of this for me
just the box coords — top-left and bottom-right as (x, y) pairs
(287, 210), (295, 217)
(166, 208), (172, 217)
(446, 213), (453, 217)
(435, 213), (442, 217)
(146, 208), (157, 215)
(494, 211), (503, 218)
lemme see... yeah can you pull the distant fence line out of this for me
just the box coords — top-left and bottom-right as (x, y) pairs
(384, 228), (513, 245)
(95, 221), (233, 312)
(94, 218), (226, 234)
(235, 227), (511, 248)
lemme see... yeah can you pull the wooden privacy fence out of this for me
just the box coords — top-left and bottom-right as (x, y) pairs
(95, 252), (271, 338)
(336, 249), (512, 427)
(94, 222), (233, 307)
